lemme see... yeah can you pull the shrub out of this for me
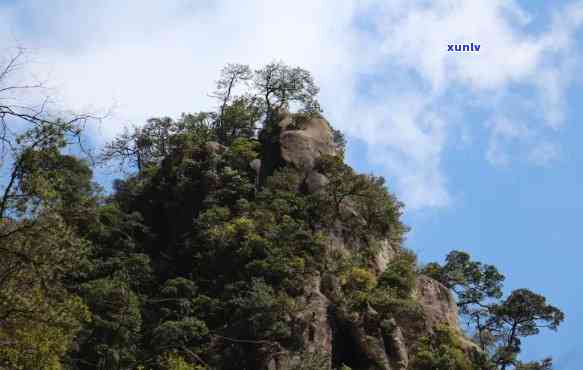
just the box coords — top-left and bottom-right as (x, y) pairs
(410, 325), (476, 370)
(378, 249), (417, 299)
(159, 352), (206, 370)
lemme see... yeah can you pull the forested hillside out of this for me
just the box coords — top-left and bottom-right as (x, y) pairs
(0, 59), (563, 370)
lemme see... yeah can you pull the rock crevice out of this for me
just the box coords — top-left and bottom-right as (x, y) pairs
(263, 113), (467, 370)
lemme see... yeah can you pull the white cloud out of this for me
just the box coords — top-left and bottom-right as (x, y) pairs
(487, 117), (531, 139)
(0, 0), (581, 209)
(485, 117), (531, 167)
(362, 0), (581, 202)
(528, 142), (560, 166)
(485, 116), (562, 167)
(376, 0), (545, 91)
(352, 94), (450, 208)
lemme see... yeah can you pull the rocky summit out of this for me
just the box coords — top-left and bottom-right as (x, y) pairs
(2, 61), (561, 370)
(249, 111), (478, 370)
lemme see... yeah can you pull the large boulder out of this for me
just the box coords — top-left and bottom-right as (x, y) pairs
(415, 276), (483, 354)
(305, 170), (329, 193)
(279, 116), (337, 171)
(415, 275), (459, 331)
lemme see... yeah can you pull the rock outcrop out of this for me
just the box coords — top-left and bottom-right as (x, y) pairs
(305, 170), (329, 193)
(415, 275), (459, 332)
(259, 113), (467, 370)
(279, 115), (337, 171)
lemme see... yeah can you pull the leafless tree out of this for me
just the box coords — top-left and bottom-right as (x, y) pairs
(0, 47), (102, 222)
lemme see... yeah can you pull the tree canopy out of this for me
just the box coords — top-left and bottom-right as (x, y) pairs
(422, 252), (564, 370)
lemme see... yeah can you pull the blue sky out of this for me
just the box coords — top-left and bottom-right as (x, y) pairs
(1, 0), (581, 367)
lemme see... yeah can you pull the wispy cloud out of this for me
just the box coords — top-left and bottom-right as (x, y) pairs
(528, 141), (561, 166)
(351, 0), (583, 205)
(485, 117), (532, 167)
(0, 0), (581, 209)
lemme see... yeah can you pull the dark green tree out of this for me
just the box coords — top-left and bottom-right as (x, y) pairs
(489, 290), (564, 370)
(253, 62), (321, 123)
(515, 358), (553, 370)
(422, 251), (504, 351)
(0, 57), (561, 370)
(0, 48), (98, 369)
(211, 64), (260, 145)
(423, 252), (564, 370)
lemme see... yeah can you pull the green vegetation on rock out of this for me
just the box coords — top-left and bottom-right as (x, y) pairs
(0, 54), (564, 370)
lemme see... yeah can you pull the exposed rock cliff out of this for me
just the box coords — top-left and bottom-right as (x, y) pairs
(253, 112), (471, 370)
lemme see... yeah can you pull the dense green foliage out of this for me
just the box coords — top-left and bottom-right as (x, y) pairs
(410, 325), (487, 370)
(0, 61), (405, 369)
(0, 58), (564, 370)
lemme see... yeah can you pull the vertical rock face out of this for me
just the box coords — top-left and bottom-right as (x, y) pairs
(305, 170), (329, 193)
(414, 275), (459, 332)
(385, 322), (409, 370)
(264, 113), (466, 370)
(277, 266), (462, 370)
(268, 275), (334, 370)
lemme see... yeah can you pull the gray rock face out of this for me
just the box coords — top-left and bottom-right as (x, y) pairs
(276, 269), (463, 370)
(305, 171), (329, 193)
(415, 275), (459, 331)
(267, 275), (333, 370)
(265, 252), (463, 370)
(348, 319), (392, 369)
(386, 322), (409, 370)
(374, 239), (398, 273)
(415, 276), (482, 353)
(301, 275), (334, 354)
(260, 114), (466, 370)
(279, 116), (337, 171)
